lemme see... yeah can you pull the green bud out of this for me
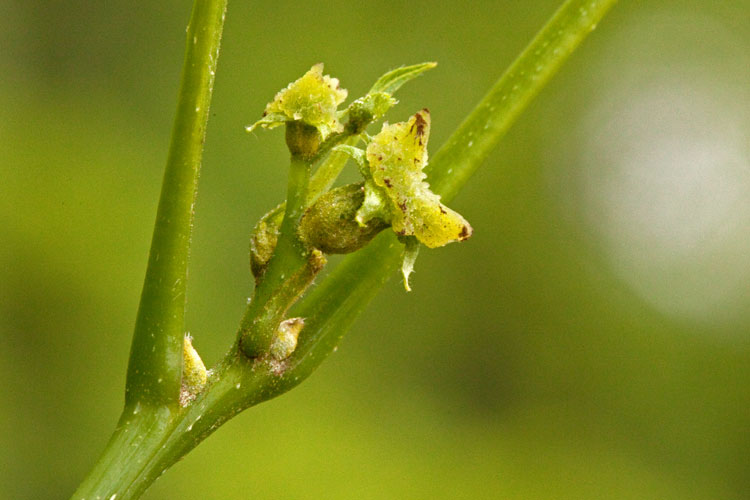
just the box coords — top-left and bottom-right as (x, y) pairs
(285, 121), (321, 159)
(179, 335), (208, 407)
(345, 92), (397, 134)
(269, 317), (304, 361)
(299, 183), (389, 254)
(250, 203), (284, 279)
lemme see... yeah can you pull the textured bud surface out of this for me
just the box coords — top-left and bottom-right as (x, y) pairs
(180, 335), (207, 406)
(346, 92), (397, 134)
(299, 183), (388, 254)
(250, 203), (284, 279)
(269, 317), (305, 361)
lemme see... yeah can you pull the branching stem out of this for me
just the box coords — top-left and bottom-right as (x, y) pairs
(239, 152), (314, 357)
(71, 1), (618, 498)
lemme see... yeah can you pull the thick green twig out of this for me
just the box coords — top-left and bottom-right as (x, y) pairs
(71, 0), (227, 498)
(125, 0), (228, 408)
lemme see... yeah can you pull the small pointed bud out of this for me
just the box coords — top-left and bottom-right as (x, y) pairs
(180, 335), (208, 406)
(339, 62), (436, 135)
(345, 92), (397, 134)
(299, 183), (389, 254)
(269, 318), (305, 361)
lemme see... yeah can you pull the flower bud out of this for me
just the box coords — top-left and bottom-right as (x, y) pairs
(345, 92), (397, 134)
(269, 317), (305, 361)
(250, 204), (283, 279)
(299, 183), (389, 254)
(180, 334), (207, 407)
(285, 121), (321, 159)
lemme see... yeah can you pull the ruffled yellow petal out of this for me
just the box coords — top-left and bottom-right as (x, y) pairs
(366, 110), (472, 248)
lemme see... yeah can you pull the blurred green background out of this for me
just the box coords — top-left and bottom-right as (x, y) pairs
(2, 1), (749, 498)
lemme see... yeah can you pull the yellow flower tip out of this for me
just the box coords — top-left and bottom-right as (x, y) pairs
(183, 335), (207, 389)
(365, 109), (472, 248)
(180, 334), (208, 406)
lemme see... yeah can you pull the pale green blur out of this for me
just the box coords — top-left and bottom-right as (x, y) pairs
(1, 1), (748, 499)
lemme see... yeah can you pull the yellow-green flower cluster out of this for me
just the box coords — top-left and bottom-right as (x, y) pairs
(247, 63), (348, 141)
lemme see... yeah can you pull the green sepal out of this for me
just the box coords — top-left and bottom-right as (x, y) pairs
(368, 62), (437, 95)
(356, 179), (391, 227)
(337, 140), (389, 227)
(332, 144), (368, 176)
(245, 112), (289, 133)
(400, 236), (420, 292)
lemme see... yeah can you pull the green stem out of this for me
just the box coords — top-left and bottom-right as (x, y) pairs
(276, 154), (312, 261)
(70, 406), (179, 500)
(427, 0), (618, 200)
(253, 155), (310, 296)
(238, 153), (313, 355)
(107, 352), (283, 500)
(125, 0), (228, 407)
(240, 251), (326, 358)
(71, 0), (227, 498)
(307, 135), (360, 205)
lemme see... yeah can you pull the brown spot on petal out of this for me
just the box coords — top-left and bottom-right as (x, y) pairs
(411, 112), (428, 138)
